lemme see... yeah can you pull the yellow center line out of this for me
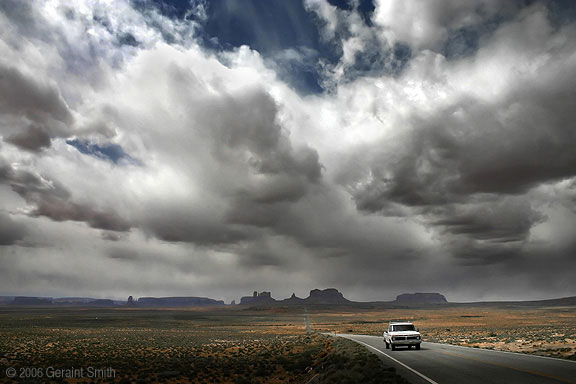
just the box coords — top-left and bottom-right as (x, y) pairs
(440, 351), (576, 384)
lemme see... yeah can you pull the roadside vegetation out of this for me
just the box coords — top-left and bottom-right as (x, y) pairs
(0, 307), (409, 383)
(310, 337), (409, 384)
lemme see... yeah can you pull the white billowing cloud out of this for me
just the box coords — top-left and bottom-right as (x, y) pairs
(304, 0), (340, 41)
(373, 0), (522, 50)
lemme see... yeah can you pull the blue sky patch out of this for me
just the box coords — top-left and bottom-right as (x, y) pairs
(198, 0), (327, 94)
(133, 0), (380, 95)
(66, 139), (139, 165)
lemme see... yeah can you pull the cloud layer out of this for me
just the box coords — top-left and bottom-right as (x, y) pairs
(1, 0), (575, 302)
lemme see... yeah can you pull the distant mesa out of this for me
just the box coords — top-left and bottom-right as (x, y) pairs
(306, 288), (349, 304)
(136, 297), (225, 307)
(7, 290), (576, 308)
(11, 296), (53, 306)
(84, 299), (116, 307)
(1, 295), (225, 307)
(395, 293), (448, 304)
(0, 296), (14, 305)
(54, 297), (107, 305)
(240, 291), (276, 305)
(54, 297), (97, 305)
(52, 297), (125, 306)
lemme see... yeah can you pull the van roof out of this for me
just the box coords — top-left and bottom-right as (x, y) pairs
(389, 321), (414, 325)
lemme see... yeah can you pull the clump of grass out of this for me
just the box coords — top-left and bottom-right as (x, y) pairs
(311, 337), (410, 384)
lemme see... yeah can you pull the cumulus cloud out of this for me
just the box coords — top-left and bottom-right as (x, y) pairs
(373, 0), (522, 51)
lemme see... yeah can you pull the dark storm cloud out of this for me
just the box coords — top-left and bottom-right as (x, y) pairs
(433, 207), (534, 243)
(0, 159), (130, 232)
(257, 187), (421, 266)
(134, 78), (323, 246)
(352, 123), (459, 210)
(460, 86), (576, 194)
(0, 63), (74, 151)
(354, 70), (576, 212)
(237, 143), (322, 206)
(425, 197), (543, 265)
(192, 87), (323, 185)
(226, 198), (284, 228)
(32, 198), (131, 232)
(144, 211), (250, 245)
(0, 212), (27, 246)
(6, 125), (51, 152)
(350, 87), (576, 262)
(232, 239), (287, 267)
(0, 64), (73, 125)
(453, 242), (522, 266)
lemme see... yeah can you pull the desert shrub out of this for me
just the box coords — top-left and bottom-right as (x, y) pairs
(234, 377), (253, 384)
(313, 338), (410, 384)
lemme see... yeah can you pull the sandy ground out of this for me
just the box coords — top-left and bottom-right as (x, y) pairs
(306, 305), (576, 360)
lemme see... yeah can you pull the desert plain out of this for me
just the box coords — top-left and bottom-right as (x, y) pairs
(0, 303), (574, 383)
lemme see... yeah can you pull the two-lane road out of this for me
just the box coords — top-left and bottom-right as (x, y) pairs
(336, 334), (576, 384)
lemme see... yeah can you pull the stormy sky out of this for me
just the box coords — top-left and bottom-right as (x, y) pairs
(1, 0), (575, 303)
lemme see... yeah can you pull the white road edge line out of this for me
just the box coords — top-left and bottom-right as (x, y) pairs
(341, 336), (439, 384)
(424, 341), (576, 364)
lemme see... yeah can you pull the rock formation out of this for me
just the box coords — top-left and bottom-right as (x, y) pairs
(305, 288), (349, 304)
(240, 288), (350, 306)
(11, 297), (53, 306)
(240, 291), (277, 305)
(137, 297), (225, 307)
(395, 292), (448, 304)
(85, 299), (116, 306)
(282, 293), (305, 304)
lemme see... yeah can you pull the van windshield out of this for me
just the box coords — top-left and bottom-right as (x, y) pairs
(392, 324), (415, 332)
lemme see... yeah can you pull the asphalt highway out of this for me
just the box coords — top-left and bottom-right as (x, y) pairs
(336, 334), (576, 384)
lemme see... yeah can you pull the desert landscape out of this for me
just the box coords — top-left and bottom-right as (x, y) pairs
(0, 305), (409, 384)
(0, 300), (574, 383)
